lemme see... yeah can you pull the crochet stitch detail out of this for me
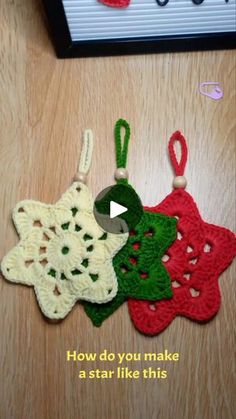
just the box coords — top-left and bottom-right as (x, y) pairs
(128, 183), (236, 335)
(1, 182), (128, 319)
(84, 207), (177, 326)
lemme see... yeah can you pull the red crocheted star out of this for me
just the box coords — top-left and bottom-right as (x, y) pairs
(99, 0), (130, 7)
(128, 132), (236, 336)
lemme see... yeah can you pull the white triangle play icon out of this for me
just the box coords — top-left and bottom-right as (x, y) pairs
(110, 201), (128, 219)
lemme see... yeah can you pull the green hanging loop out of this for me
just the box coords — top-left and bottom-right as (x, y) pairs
(114, 119), (130, 169)
(114, 119), (130, 185)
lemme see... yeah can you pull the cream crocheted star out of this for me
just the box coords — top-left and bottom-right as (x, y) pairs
(1, 182), (128, 319)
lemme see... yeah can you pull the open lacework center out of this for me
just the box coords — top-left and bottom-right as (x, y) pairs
(35, 215), (105, 281)
(21, 203), (108, 283)
(148, 190), (223, 300)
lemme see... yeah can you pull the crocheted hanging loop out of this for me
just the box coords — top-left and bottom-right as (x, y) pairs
(75, 129), (94, 184)
(168, 131), (188, 177)
(94, 118), (144, 230)
(128, 132), (236, 336)
(168, 131), (188, 189)
(84, 120), (177, 327)
(114, 118), (130, 184)
(1, 129), (128, 320)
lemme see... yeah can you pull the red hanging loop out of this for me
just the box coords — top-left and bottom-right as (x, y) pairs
(168, 131), (188, 176)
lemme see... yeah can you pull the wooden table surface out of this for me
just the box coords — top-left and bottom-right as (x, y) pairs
(0, 1), (235, 419)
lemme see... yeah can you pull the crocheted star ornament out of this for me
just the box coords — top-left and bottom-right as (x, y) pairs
(128, 131), (236, 335)
(84, 119), (177, 326)
(1, 131), (128, 320)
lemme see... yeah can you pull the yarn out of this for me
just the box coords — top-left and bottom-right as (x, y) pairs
(1, 133), (128, 320)
(128, 132), (236, 335)
(84, 120), (177, 326)
(84, 210), (177, 326)
(115, 118), (130, 172)
(168, 131), (187, 176)
(94, 120), (143, 233)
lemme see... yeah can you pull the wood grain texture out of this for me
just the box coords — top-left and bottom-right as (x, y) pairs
(0, 1), (235, 418)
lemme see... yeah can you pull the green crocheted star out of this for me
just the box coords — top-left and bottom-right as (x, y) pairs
(84, 209), (177, 326)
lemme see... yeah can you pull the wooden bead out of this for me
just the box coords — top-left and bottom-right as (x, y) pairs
(115, 167), (129, 180)
(75, 172), (87, 183)
(173, 176), (187, 189)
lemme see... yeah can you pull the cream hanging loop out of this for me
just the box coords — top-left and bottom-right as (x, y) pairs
(75, 129), (94, 183)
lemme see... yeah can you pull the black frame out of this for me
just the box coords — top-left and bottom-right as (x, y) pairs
(42, 0), (236, 58)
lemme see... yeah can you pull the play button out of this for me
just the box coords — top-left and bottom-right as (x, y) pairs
(110, 201), (127, 219)
(93, 184), (143, 234)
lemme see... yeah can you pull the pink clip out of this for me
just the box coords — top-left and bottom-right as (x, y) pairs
(199, 82), (223, 101)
